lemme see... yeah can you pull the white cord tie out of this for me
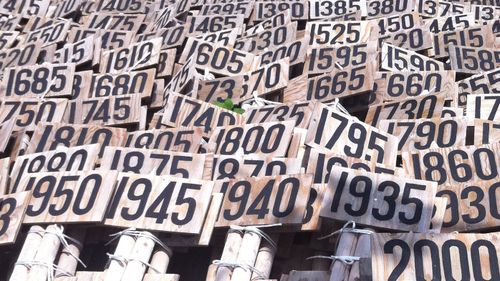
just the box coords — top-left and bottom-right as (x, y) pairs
(306, 255), (360, 265)
(229, 224), (280, 251)
(212, 260), (266, 279)
(318, 221), (373, 240)
(107, 228), (173, 257)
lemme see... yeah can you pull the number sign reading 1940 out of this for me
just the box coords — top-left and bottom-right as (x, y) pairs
(214, 174), (313, 227)
(372, 233), (500, 281)
(381, 43), (445, 71)
(212, 155), (302, 180)
(466, 94), (500, 122)
(0, 191), (30, 245)
(104, 173), (214, 234)
(244, 100), (315, 129)
(306, 103), (398, 168)
(320, 167), (437, 232)
(17, 171), (118, 224)
(124, 127), (204, 153)
(208, 121), (296, 157)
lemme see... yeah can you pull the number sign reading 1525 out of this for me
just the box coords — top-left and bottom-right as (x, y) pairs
(214, 174), (313, 227)
(105, 173), (214, 234)
(306, 21), (371, 46)
(320, 167), (437, 232)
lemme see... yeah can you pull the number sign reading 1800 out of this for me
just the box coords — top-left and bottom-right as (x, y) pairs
(449, 45), (500, 74)
(212, 155), (302, 180)
(466, 94), (500, 122)
(381, 43), (445, 71)
(100, 146), (211, 180)
(0, 191), (30, 245)
(214, 174), (313, 227)
(244, 101), (315, 129)
(306, 21), (371, 46)
(17, 171), (118, 224)
(372, 233), (500, 281)
(105, 174), (214, 234)
(124, 128), (203, 153)
(0, 99), (68, 132)
(402, 143), (500, 186)
(209, 121), (295, 157)
(320, 167), (436, 232)
(306, 103), (398, 168)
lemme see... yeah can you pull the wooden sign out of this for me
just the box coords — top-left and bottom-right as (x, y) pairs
(100, 38), (162, 74)
(86, 69), (155, 99)
(208, 121), (295, 157)
(214, 174), (313, 227)
(381, 43), (445, 71)
(245, 100), (315, 129)
(187, 14), (244, 36)
(365, 92), (446, 127)
(441, 107), (464, 118)
(0, 98), (68, 131)
(160, 92), (243, 137)
(402, 143), (500, 186)
(244, 11), (291, 37)
(379, 117), (468, 153)
(10, 144), (101, 194)
(372, 12), (422, 37)
(438, 1), (470, 16)
(51, 35), (97, 66)
(68, 28), (134, 50)
(416, 0), (441, 18)
(257, 36), (308, 67)
(18, 171), (118, 224)
(306, 103), (398, 167)
(473, 119), (500, 145)
(0, 0), (49, 16)
(95, 0), (148, 13)
(26, 122), (127, 157)
(156, 48), (176, 78)
(199, 2), (254, 18)
(124, 127), (203, 153)
(179, 33), (238, 65)
(0, 42), (43, 72)
(235, 22), (297, 54)
(0, 191), (30, 245)
(372, 232), (500, 281)
(366, 0), (415, 19)
(320, 167), (436, 232)
(288, 271), (330, 281)
(48, 0), (83, 18)
(0, 31), (18, 49)
(162, 58), (198, 104)
(0, 118), (14, 153)
(253, 0), (308, 21)
(424, 13), (475, 33)
(190, 42), (256, 76)
(66, 93), (141, 126)
(0, 15), (21, 31)
(1, 63), (76, 98)
(309, 0), (367, 19)
(432, 25), (495, 58)
(23, 20), (70, 47)
(306, 21), (371, 46)
(100, 146), (211, 179)
(145, 4), (177, 32)
(449, 45), (500, 74)
(83, 12), (145, 33)
(105, 173), (214, 234)
(472, 4), (500, 21)
(306, 41), (377, 75)
(376, 26), (433, 52)
(458, 68), (500, 107)
(466, 94), (500, 121)
(135, 25), (188, 50)
(212, 155), (303, 180)
(306, 149), (395, 184)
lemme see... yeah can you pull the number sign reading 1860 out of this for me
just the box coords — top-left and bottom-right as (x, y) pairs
(214, 174), (313, 227)
(104, 173), (214, 234)
(320, 167), (437, 232)
(0, 191), (30, 245)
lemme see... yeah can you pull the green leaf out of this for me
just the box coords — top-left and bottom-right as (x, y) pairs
(223, 99), (234, 109)
(233, 108), (245, 114)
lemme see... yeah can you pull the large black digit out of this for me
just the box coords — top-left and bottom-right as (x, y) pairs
(122, 178), (152, 220)
(273, 177), (299, 218)
(470, 240), (500, 281)
(372, 181), (399, 221)
(414, 240), (441, 280)
(442, 240), (470, 280)
(73, 174), (101, 215)
(0, 198), (16, 236)
(384, 239), (411, 281)
(345, 176), (372, 217)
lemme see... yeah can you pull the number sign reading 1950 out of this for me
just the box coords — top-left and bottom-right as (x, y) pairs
(372, 233), (500, 281)
(306, 103), (398, 168)
(244, 100), (315, 129)
(212, 155), (302, 180)
(306, 21), (371, 46)
(105, 173), (214, 234)
(17, 171), (118, 224)
(0, 191), (30, 245)
(402, 143), (500, 186)
(466, 94), (500, 122)
(473, 119), (500, 145)
(320, 167), (437, 232)
(208, 121), (295, 157)
(214, 174), (313, 227)
(381, 43), (445, 71)
(124, 128), (204, 153)
(100, 38), (162, 74)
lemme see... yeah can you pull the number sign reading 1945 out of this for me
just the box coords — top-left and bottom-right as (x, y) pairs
(306, 21), (371, 46)
(208, 121), (295, 157)
(17, 171), (118, 224)
(100, 38), (162, 74)
(473, 119), (500, 145)
(466, 94), (500, 122)
(124, 128), (204, 153)
(449, 45), (500, 74)
(372, 233), (500, 281)
(244, 100), (315, 129)
(381, 43), (445, 71)
(402, 143), (500, 186)
(105, 173), (214, 234)
(214, 174), (313, 227)
(306, 103), (398, 168)
(0, 191), (30, 245)
(212, 155), (302, 180)
(320, 167), (436, 232)
(458, 69), (500, 107)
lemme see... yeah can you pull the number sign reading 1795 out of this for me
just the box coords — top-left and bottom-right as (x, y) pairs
(320, 167), (437, 232)
(105, 173), (214, 234)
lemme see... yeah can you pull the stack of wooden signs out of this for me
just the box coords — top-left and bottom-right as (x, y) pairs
(0, 0), (498, 280)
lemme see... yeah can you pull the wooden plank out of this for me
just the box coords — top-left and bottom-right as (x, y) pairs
(135, 25), (188, 50)
(423, 13), (475, 33)
(47, 0), (82, 18)
(104, 173), (214, 234)
(50, 35), (97, 66)
(244, 11), (291, 37)
(320, 167), (436, 232)
(0, 191), (30, 245)
(100, 38), (162, 74)
(163, 58), (199, 103)
(199, 2), (254, 18)
(256, 36), (308, 67)
(18, 170), (118, 224)
(429, 196), (447, 233)
(287, 271), (329, 281)
(190, 42), (256, 76)
(23, 20), (70, 47)
(244, 100), (315, 129)
(466, 94), (500, 121)
(372, 232), (500, 280)
(0, 157), (9, 195)
(95, 0), (148, 13)
(212, 155), (303, 180)
(0, 15), (22, 31)
(306, 21), (371, 46)
(124, 128), (203, 153)
(473, 119), (500, 145)
(214, 174), (313, 227)
(431, 25), (495, 58)
(381, 43), (445, 71)
(0, 118), (14, 153)
(0, 31), (18, 49)
(458, 68), (500, 108)
(449, 45), (500, 74)
(68, 27), (135, 50)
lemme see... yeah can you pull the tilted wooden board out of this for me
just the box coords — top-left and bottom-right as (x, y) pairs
(0, 191), (30, 245)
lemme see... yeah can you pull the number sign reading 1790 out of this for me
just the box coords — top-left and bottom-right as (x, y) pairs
(320, 167), (437, 232)
(105, 173), (214, 234)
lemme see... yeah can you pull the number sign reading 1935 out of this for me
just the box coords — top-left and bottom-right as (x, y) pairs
(458, 68), (500, 107)
(253, 1), (308, 21)
(306, 21), (372, 46)
(212, 155), (303, 180)
(214, 174), (313, 227)
(473, 119), (500, 145)
(124, 128), (204, 153)
(208, 121), (295, 157)
(86, 69), (155, 99)
(449, 45), (500, 74)
(306, 103), (398, 168)
(379, 117), (468, 153)
(10, 144), (101, 194)
(100, 146), (211, 180)
(402, 143), (500, 186)
(381, 43), (445, 71)
(100, 38), (162, 74)
(320, 167), (437, 232)
(17, 171), (118, 224)
(161, 92), (243, 137)
(104, 173), (214, 234)
(466, 94), (500, 121)
(372, 233), (500, 281)
(245, 100), (315, 129)
(0, 191), (30, 245)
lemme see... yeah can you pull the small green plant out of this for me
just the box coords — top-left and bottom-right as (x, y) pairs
(214, 98), (245, 114)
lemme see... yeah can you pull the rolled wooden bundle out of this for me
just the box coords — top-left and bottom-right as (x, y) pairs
(251, 233), (279, 280)
(328, 231), (358, 281)
(230, 229), (261, 281)
(55, 228), (87, 277)
(214, 229), (244, 281)
(9, 225), (45, 281)
(121, 232), (156, 281)
(103, 230), (136, 281)
(347, 229), (373, 281)
(27, 225), (63, 281)
(148, 247), (173, 274)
